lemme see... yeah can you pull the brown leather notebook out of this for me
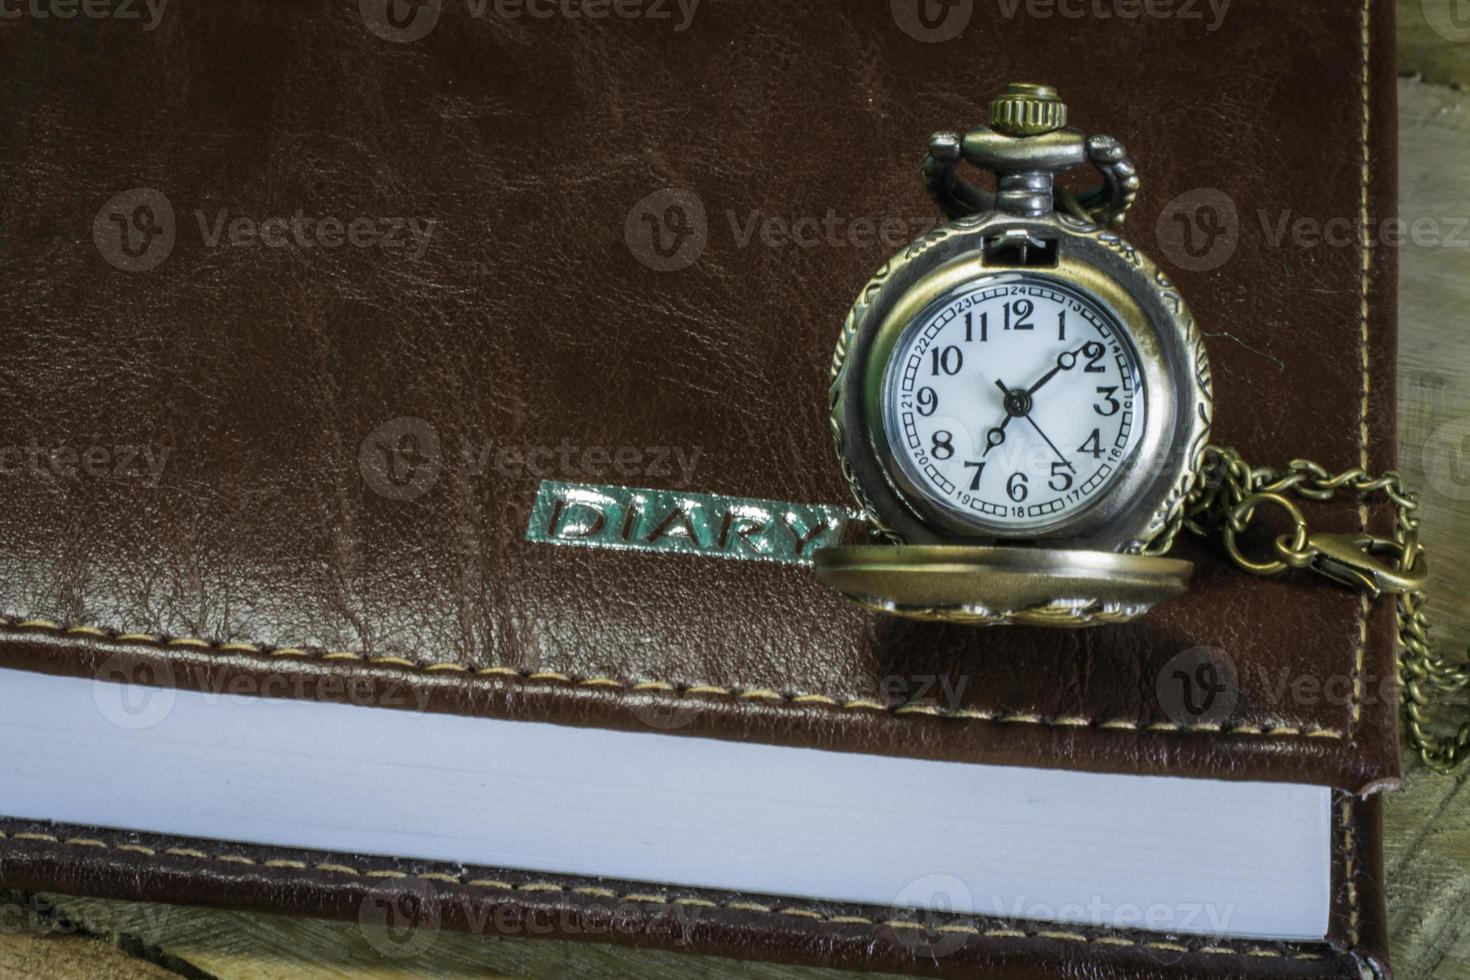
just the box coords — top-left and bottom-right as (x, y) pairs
(0, 0), (1398, 977)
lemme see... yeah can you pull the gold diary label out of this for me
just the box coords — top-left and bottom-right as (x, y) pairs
(526, 481), (858, 566)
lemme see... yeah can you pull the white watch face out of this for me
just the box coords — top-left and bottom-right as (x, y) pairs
(881, 274), (1145, 534)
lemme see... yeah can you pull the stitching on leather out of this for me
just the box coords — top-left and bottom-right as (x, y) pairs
(1347, 0), (1375, 734)
(1339, 795), (1360, 949)
(0, 828), (1333, 961)
(0, 616), (1348, 738)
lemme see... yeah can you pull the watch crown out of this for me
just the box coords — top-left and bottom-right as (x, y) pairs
(988, 83), (1067, 137)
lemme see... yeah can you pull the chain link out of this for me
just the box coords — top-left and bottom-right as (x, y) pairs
(1182, 444), (1470, 774)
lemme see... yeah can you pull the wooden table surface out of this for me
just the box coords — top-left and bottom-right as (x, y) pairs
(5, 5), (1469, 977)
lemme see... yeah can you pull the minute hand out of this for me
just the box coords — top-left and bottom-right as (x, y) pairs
(1025, 343), (1094, 396)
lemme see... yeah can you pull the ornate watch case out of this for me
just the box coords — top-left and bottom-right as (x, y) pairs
(818, 84), (1212, 626)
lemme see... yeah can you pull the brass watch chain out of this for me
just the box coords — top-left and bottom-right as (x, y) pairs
(1156, 444), (1469, 774)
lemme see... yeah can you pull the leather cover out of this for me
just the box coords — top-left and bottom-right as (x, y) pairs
(0, 0), (1397, 976)
(0, 793), (1388, 979)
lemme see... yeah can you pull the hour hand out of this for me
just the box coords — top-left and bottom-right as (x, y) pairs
(981, 379), (1014, 456)
(982, 420), (1009, 456)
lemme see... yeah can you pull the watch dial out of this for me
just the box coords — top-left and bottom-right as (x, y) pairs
(881, 274), (1144, 534)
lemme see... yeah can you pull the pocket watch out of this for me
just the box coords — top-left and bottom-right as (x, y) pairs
(810, 84), (1465, 773)
(817, 83), (1212, 626)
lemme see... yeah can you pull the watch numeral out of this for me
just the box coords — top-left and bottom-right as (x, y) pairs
(963, 460), (985, 490)
(930, 430), (954, 460)
(1078, 428), (1104, 458)
(1083, 341), (1106, 373)
(930, 346), (963, 376)
(1006, 471), (1029, 502)
(1057, 310), (1066, 341)
(916, 386), (938, 416)
(1003, 299), (1034, 331)
(1094, 386), (1121, 416)
(1048, 461), (1074, 492)
(965, 311), (987, 343)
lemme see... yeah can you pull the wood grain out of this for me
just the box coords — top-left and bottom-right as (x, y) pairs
(0, 893), (180, 980)
(1398, 0), (1470, 88)
(0, 932), (178, 980)
(15, 45), (1470, 980)
(1383, 75), (1470, 980)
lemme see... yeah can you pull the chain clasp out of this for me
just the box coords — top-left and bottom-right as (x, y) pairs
(1295, 532), (1428, 599)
